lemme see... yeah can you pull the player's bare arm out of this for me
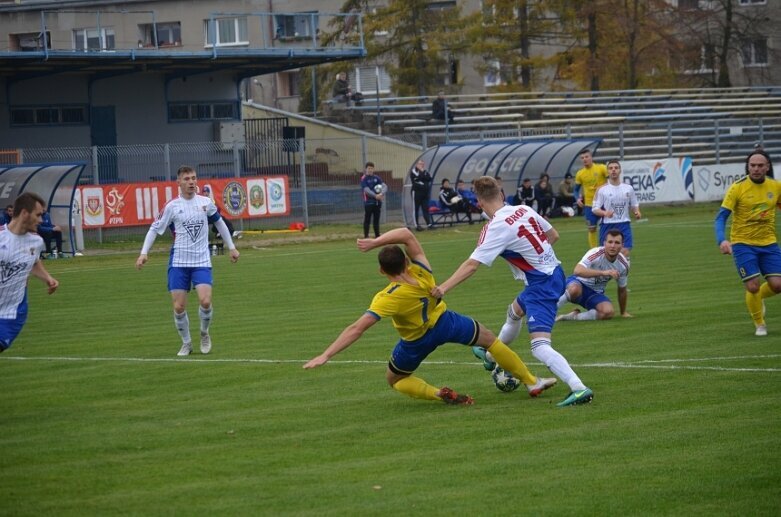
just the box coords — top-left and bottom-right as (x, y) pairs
(303, 313), (378, 369)
(432, 258), (480, 298)
(573, 264), (619, 280)
(618, 285), (631, 317)
(357, 228), (429, 269)
(31, 261), (58, 294)
(545, 227), (560, 245)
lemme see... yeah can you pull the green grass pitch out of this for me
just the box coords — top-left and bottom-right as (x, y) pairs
(1, 202), (779, 515)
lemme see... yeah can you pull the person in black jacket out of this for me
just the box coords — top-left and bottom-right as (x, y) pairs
(431, 91), (455, 123)
(409, 159), (433, 231)
(515, 177), (535, 207)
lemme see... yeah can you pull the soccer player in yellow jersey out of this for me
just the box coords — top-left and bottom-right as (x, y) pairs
(574, 149), (608, 248)
(303, 228), (556, 405)
(715, 150), (781, 336)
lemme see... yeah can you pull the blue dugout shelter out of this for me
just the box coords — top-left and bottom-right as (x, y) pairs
(402, 139), (602, 227)
(0, 163), (87, 256)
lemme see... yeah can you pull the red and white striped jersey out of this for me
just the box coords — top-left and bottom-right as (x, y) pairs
(470, 204), (560, 284)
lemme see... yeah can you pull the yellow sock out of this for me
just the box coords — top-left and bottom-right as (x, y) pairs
(759, 282), (776, 300)
(486, 339), (536, 386)
(745, 290), (764, 325)
(393, 375), (440, 401)
(588, 230), (598, 248)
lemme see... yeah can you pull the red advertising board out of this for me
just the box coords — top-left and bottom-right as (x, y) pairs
(77, 176), (290, 228)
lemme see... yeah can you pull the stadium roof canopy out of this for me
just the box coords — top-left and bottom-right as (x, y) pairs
(402, 139), (602, 226)
(0, 5), (366, 81)
(0, 162), (87, 255)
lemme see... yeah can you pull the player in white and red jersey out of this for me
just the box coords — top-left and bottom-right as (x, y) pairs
(136, 166), (240, 356)
(592, 160), (641, 256)
(0, 192), (59, 352)
(556, 229), (631, 321)
(432, 176), (593, 408)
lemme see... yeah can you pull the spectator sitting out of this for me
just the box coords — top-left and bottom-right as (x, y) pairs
(456, 179), (479, 213)
(557, 173), (579, 214)
(38, 209), (63, 258)
(535, 173), (555, 217)
(515, 177), (535, 207)
(1, 205), (12, 226)
(331, 72), (363, 106)
(431, 91), (455, 123)
(439, 178), (472, 223)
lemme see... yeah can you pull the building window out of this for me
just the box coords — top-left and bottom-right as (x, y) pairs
(274, 12), (319, 40)
(10, 105), (88, 126)
(9, 31), (51, 51)
(741, 38), (768, 66)
(204, 17), (248, 47)
(738, 0), (766, 5)
(678, 0), (700, 9)
(168, 101), (239, 121)
(353, 66), (391, 94)
(74, 28), (115, 51)
(278, 71), (301, 97)
(138, 22), (181, 47)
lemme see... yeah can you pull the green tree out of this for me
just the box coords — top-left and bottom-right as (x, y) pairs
(552, 0), (682, 90)
(468, 0), (563, 91)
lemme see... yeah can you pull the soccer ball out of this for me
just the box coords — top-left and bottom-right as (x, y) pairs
(561, 206), (575, 217)
(374, 184), (384, 194)
(491, 366), (521, 392)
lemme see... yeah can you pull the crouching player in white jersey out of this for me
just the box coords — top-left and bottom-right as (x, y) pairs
(0, 192), (59, 353)
(556, 229), (631, 321)
(432, 177), (593, 407)
(136, 166), (239, 356)
(591, 159), (641, 257)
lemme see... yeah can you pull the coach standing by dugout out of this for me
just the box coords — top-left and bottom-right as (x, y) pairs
(409, 159), (433, 231)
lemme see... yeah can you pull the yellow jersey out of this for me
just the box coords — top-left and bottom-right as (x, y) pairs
(367, 262), (447, 341)
(575, 163), (608, 206)
(721, 176), (781, 246)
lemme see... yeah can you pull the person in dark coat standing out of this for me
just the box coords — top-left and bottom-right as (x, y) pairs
(410, 159), (433, 231)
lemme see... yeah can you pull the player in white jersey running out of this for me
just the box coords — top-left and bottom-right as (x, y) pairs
(432, 176), (593, 408)
(0, 192), (59, 353)
(136, 166), (239, 356)
(592, 159), (641, 257)
(556, 229), (632, 321)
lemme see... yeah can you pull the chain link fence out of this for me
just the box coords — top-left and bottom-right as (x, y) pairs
(17, 137), (421, 243)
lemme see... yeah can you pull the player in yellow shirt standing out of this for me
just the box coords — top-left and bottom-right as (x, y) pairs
(574, 149), (608, 248)
(714, 150), (781, 336)
(303, 228), (556, 405)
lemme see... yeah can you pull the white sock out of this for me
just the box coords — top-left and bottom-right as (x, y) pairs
(199, 305), (213, 334)
(530, 337), (587, 392)
(556, 291), (571, 309)
(174, 311), (191, 344)
(576, 309), (598, 321)
(498, 303), (524, 344)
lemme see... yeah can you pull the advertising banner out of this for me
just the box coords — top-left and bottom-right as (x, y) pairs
(621, 157), (693, 203)
(79, 176), (289, 228)
(690, 163), (745, 202)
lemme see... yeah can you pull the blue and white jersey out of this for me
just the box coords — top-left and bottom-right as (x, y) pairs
(0, 229), (44, 319)
(593, 182), (638, 224)
(575, 246), (630, 292)
(470, 204), (560, 285)
(150, 195), (219, 268)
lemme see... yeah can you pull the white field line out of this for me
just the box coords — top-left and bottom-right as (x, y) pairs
(2, 354), (780, 373)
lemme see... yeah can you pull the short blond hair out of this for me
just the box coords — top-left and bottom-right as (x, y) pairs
(473, 176), (502, 202)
